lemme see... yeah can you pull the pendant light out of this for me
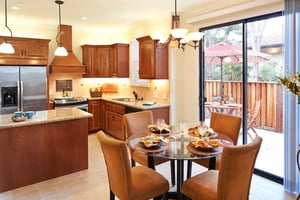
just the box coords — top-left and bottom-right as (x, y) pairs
(54, 0), (68, 56)
(150, 0), (204, 51)
(0, 0), (15, 54)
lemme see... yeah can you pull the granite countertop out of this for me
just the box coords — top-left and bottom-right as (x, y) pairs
(0, 108), (92, 129)
(89, 96), (170, 110)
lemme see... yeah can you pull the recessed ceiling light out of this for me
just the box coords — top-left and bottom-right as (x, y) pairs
(81, 16), (87, 20)
(11, 6), (19, 10)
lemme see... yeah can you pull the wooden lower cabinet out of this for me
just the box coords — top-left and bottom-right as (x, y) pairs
(104, 102), (125, 140)
(88, 99), (101, 132)
(99, 100), (170, 140)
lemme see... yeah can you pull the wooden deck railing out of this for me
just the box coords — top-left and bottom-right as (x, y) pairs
(205, 80), (283, 132)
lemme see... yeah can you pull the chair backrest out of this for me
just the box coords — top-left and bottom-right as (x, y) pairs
(209, 112), (242, 145)
(97, 131), (133, 200)
(217, 136), (262, 200)
(123, 110), (154, 140)
(248, 100), (261, 129)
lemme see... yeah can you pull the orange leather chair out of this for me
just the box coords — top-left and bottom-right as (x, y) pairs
(187, 112), (242, 177)
(123, 110), (175, 185)
(182, 136), (262, 200)
(97, 131), (169, 200)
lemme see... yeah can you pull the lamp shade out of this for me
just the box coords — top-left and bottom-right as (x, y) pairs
(54, 46), (68, 56)
(187, 32), (204, 41)
(0, 41), (15, 54)
(170, 28), (188, 39)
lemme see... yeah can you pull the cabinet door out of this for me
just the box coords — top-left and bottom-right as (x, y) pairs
(138, 39), (155, 79)
(110, 44), (129, 77)
(96, 46), (110, 77)
(88, 100), (101, 132)
(24, 39), (49, 59)
(82, 45), (98, 77)
(0, 36), (50, 65)
(105, 110), (124, 140)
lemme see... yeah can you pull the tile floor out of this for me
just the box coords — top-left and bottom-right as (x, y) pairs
(0, 133), (297, 200)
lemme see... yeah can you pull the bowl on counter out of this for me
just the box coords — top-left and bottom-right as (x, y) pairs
(25, 111), (36, 119)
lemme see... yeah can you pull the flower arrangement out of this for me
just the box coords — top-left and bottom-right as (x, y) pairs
(279, 73), (300, 103)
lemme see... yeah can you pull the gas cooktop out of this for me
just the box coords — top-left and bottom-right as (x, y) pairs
(53, 97), (88, 105)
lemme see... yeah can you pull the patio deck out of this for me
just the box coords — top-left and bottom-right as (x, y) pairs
(239, 128), (284, 178)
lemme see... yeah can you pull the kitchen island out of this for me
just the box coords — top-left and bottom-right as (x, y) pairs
(0, 108), (92, 192)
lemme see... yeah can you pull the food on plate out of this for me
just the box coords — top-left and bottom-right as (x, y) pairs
(208, 139), (223, 147)
(191, 139), (223, 149)
(191, 139), (209, 148)
(148, 124), (171, 133)
(188, 125), (215, 137)
(139, 134), (165, 148)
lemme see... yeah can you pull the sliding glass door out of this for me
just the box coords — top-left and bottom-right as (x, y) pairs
(200, 12), (284, 182)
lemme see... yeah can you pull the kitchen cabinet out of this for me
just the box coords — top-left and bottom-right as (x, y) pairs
(104, 102), (125, 140)
(110, 43), (129, 77)
(136, 36), (168, 79)
(81, 43), (129, 78)
(81, 45), (110, 77)
(0, 36), (50, 65)
(88, 99), (101, 132)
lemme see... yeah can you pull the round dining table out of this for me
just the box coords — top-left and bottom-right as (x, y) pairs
(128, 132), (233, 200)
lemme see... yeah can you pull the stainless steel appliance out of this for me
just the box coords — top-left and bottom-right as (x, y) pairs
(0, 66), (47, 114)
(53, 97), (88, 112)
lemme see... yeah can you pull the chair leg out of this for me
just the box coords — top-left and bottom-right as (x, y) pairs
(153, 195), (163, 200)
(187, 160), (192, 179)
(110, 190), (115, 200)
(131, 158), (136, 167)
(170, 160), (175, 185)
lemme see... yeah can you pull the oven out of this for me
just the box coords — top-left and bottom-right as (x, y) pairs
(53, 97), (88, 112)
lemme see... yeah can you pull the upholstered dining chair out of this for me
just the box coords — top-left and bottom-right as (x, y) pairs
(182, 136), (262, 200)
(123, 110), (175, 185)
(97, 131), (169, 200)
(187, 112), (242, 178)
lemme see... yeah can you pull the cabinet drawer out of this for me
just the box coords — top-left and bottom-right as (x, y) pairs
(105, 102), (125, 114)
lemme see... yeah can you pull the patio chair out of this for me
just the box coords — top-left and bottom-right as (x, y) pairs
(97, 131), (169, 200)
(182, 136), (262, 200)
(247, 100), (261, 140)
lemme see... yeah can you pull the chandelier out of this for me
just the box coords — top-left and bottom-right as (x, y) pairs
(0, 0), (15, 54)
(150, 0), (204, 51)
(54, 0), (68, 56)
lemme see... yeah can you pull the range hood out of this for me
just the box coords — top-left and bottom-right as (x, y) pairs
(49, 24), (86, 74)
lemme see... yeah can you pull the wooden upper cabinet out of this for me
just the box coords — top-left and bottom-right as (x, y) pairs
(81, 44), (129, 78)
(110, 43), (129, 77)
(0, 36), (50, 65)
(137, 36), (168, 79)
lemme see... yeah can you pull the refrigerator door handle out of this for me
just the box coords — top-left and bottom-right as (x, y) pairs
(18, 81), (24, 111)
(297, 148), (300, 171)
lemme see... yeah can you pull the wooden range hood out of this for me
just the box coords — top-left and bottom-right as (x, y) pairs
(49, 25), (86, 74)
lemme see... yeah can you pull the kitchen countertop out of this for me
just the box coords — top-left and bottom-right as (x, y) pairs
(89, 96), (170, 110)
(0, 108), (92, 129)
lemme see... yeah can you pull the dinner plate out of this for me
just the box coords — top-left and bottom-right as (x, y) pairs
(149, 128), (170, 134)
(194, 146), (219, 151)
(139, 141), (163, 150)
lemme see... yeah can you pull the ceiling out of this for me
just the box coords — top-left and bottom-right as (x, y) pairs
(0, 0), (212, 29)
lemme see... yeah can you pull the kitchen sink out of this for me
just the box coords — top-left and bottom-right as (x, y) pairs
(112, 97), (136, 102)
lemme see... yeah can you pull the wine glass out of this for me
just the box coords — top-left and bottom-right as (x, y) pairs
(156, 118), (166, 137)
(178, 118), (187, 136)
(198, 121), (208, 139)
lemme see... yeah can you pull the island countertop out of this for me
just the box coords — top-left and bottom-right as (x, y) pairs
(0, 108), (92, 129)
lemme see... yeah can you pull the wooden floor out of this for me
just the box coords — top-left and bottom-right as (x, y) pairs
(0, 133), (297, 200)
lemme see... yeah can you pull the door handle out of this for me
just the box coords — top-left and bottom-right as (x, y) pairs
(297, 149), (300, 170)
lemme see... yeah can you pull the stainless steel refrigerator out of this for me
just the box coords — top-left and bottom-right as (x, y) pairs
(0, 66), (47, 114)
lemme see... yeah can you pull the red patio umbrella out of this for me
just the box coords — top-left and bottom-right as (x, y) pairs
(205, 42), (271, 97)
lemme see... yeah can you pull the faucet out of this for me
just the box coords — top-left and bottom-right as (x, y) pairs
(133, 91), (138, 101)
